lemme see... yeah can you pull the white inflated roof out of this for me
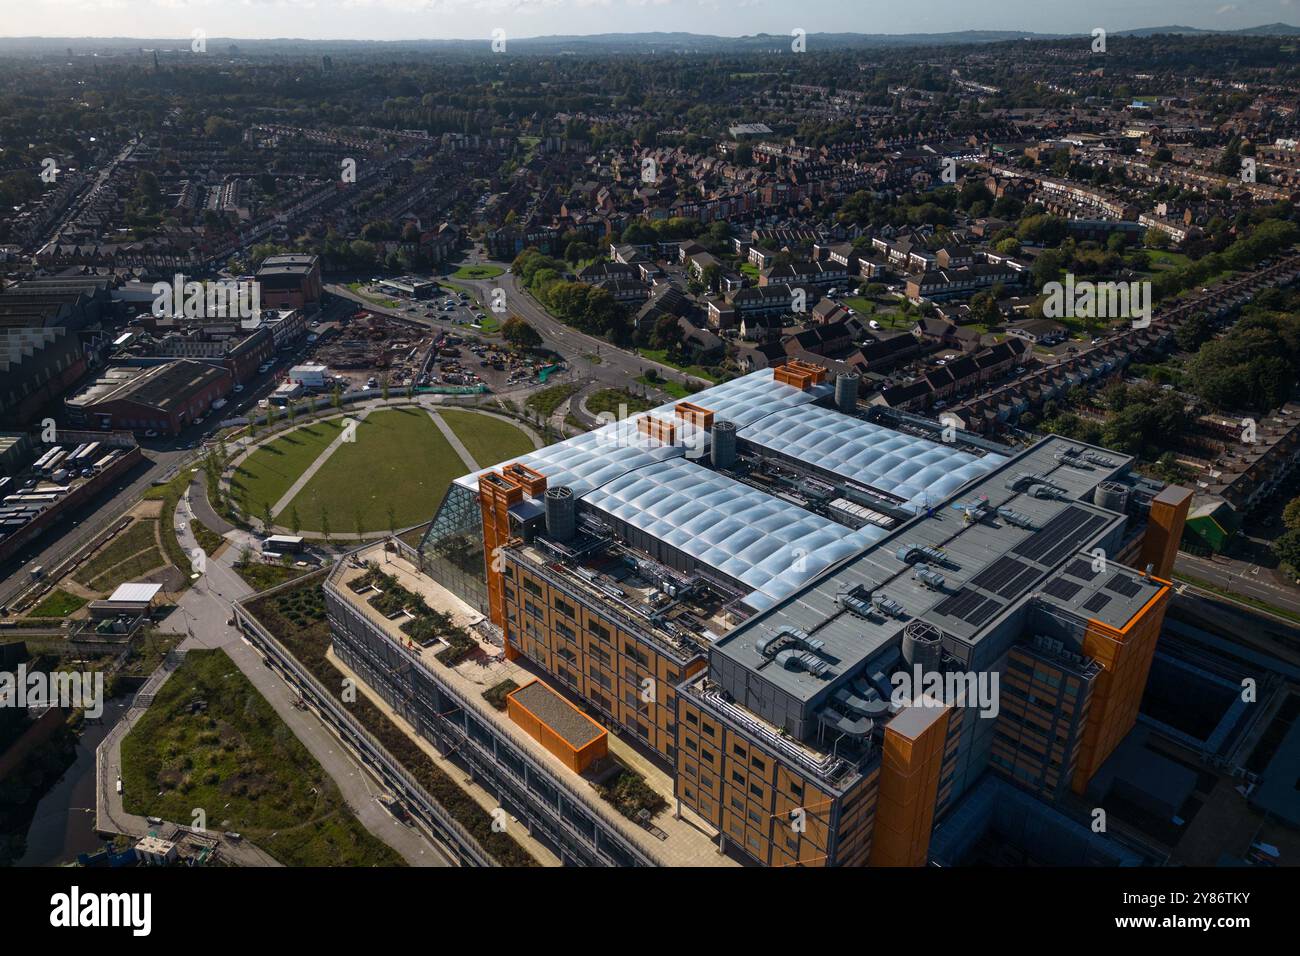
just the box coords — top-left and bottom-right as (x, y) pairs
(580, 458), (886, 609)
(738, 403), (1007, 512)
(453, 368), (829, 496)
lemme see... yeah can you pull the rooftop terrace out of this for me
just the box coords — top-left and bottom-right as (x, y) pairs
(329, 542), (735, 867)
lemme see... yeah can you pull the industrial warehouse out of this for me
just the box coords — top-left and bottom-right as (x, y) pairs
(265, 363), (1192, 867)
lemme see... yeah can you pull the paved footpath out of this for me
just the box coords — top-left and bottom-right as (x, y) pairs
(156, 491), (451, 866)
(269, 406), (376, 518)
(426, 409), (480, 472)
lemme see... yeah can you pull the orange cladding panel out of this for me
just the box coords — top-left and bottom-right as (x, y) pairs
(869, 704), (950, 867)
(1071, 584), (1171, 793)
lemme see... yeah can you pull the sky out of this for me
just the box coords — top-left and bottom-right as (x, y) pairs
(2, 0), (1296, 42)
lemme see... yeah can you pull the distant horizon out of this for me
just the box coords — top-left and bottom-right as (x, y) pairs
(3, 0), (1297, 44)
(5, 24), (1300, 42)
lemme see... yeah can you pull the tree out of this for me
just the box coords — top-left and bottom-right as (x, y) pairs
(261, 502), (274, 532)
(289, 505), (302, 536)
(502, 315), (543, 349)
(381, 375), (390, 402)
(353, 507), (365, 540)
(332, 384), (342, 410)
(1272, 528), (1300, 573)
(320, 507), (331, 544)
(1282, 497), (1300, 533)
(387, 504), (398, 539)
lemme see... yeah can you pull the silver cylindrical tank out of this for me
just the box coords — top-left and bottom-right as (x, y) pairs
(544, 486), (576, 542)
(835, 373), (860, 413)
(1093, 480), (1129, 514)
(902, 619), (943, 672)
(711, 420), (737, 469)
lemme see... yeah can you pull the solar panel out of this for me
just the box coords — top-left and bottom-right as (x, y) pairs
(1105, 573), (1143, 598)
(1011, 506), (1108, 567)
(1043, 577), (1082, 601)
(971, 555), (1031, 593)
(1065, 558), (1099, 581)
(934, 588), (985, 620)
(1083, 592), (1112, 613)
(966, 597), (1002, 626)
(1000, 565), (1043, 598)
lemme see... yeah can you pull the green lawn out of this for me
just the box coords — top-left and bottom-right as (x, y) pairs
(437, 409), (535, 468)
(1145, 250), (1191, 271)
(121, 649), (404, 867)
(87, 548), (167, 595)
(29, 589), (88, 618)
(283, 408), (463, 532)
(636, 348), (724, 383)
(452, 265), (504, 280)
(232, 419), (345, 517)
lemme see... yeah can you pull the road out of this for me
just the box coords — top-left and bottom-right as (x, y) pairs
(1174, 551), (1300, 619)
(0, 312), (326, 611)
(456, 244), (711, 391)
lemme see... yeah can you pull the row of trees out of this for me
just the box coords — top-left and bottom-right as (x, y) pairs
(512, 249), (631, 342)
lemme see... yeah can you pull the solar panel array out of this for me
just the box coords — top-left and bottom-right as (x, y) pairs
(1043, 577), (1083, 601)
(1011, 506), (1109, 568)
(970, 555), (1041, 600)
(934, 587), (1002, 627)
(1105, 573), (1144, 598)
(1064, 558), (1100, 581)
(1083, 592), (1113, 613)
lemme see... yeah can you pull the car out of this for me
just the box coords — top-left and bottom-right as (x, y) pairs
(233, 384), (244, 393)
(144, 430), (158, 438)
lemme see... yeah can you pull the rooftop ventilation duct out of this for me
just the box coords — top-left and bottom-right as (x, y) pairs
(711, 419), (737, 469)
(997, 507), (1035, 529)
(544, 485), (576, 542)
(902, 619), (944, 671)
(896, 543), (950, 566)
(912, 563), (946, 591)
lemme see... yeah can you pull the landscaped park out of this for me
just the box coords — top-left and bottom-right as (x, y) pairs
(228, 405), (538, 537)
